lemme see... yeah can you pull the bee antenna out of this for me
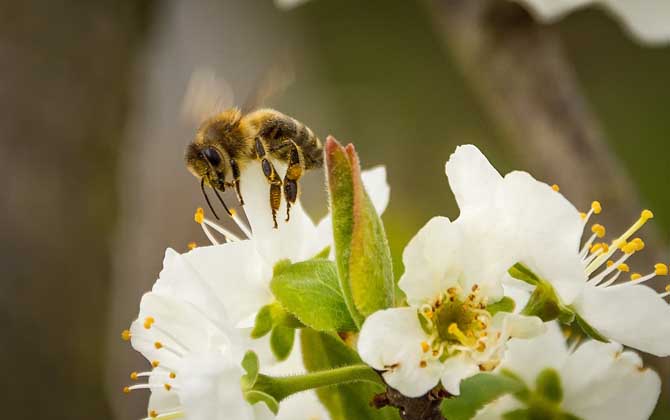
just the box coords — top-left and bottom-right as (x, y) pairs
(200, 178), (220, 220)
(211, 182), (233, 217)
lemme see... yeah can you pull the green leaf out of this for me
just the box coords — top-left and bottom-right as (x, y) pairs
(271, 259), (357, 332)
(535, 368), (562, 403)
(441, 373), (526, 420)
(301, 329), (400, 420)
(313, 246), (331, 259)
(326, 137), (394, 327)
(487, 296), (516, 316)
(270, 325), (295, 361)
(573, 312), (609, 343)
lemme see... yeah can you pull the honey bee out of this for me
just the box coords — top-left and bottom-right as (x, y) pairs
(185, 107), (323, 228)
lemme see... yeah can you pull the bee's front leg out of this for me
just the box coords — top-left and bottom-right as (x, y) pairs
(255, 136), (282, 229)
(229, 158), (244, 206)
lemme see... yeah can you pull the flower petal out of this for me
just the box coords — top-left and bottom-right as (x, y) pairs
(445, 144), (502, 213)
(561, 341), (661, 420)
(358, 308), (442, 397)
(574, 283), (670, 356)
(498, 322), (568, 386)
(605, 0), (670, 45)
(398, 217), (464, 306)
(361, 165), (390, 215)
(183, 242), (272, 328)
(440, 353), (480, 395)
(497, 171), (585, 304)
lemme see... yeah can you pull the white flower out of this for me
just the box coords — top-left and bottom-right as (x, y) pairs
(446, 145), (670, 356)
(474, 323), (661, 420)
(358, 215), (544, 398)
(512, 0), (670, 45)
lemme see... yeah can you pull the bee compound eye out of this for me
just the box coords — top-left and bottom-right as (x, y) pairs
(202, 147), (222, 166)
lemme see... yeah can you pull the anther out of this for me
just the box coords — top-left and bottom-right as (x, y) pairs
(551, 184), (560, 192)
(194, 208), (205, 224)
(123, 386), (131, 394)
(187, 241), (197, 250)
(419, 361), (428, 368)
(150, 410), (158, 418)
(641, 210), (654, 221)
(592, 201), (602, 214)
(421, 342), (430, 353)
(580, 212), (587, 220)
(144, 317), (155, 330)
(164, 384), (172, 391)
(618, 264), (630, 272)
(591, 224), (606, 238)
(169, 372), (176, 379)
(655, 264), (668, 276)
(130, 372), (139, 380)
(607, 260), (614, 267)
(154, 341), (163, 349)
(121, 330), (132, 341)
(631, 273), (642, 281)
(152, 360), (160, 368)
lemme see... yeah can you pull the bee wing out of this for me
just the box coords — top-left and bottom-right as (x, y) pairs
(181, 67), (236, 126)
(241, 52), (296, 113)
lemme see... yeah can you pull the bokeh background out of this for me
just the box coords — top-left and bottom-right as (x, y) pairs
(2, 0), (669, 419)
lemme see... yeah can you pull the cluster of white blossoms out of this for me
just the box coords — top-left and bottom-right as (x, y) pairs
(123, 141), (667, 420)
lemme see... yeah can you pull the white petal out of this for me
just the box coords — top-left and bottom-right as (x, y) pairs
(440, 353), (480, 395)
(183, 242), (273, 328)
(496, 171), (586, 304)
(561, 341), (661, 420)
(498, 322), (568, 385)
(445, 144), (502, 213)
(399, 217), (464, 305)
(605, 0), (670, 45)
(472, 395), (523, 420)
(574, 283), (670, 356)
(358, 308), (442, 397)
(502, 278), (533, 313)
(512, 0), (591, 21)
(277, 391), (331, 420)
(361, 165), (390, 215)
(496, 312), (546, 340)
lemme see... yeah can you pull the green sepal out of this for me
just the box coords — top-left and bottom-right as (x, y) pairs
(521, 280), (574, 323)
(271, 258), (357, 332)
(487, 296), (516, 316)
(241, 351), (280, 415)
(440, 373), (526, 420)
(251, 301), (303, 340)
(535, 368), (563, 403)
(313, 246), (332, 259)
(326, 137), (394, 327)
(270, 325), (295, 361)
(573, 312), (609, 343)
(508, 263), (541, 286)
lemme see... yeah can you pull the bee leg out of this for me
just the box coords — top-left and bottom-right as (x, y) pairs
(229, 158), (244, 205)
(256, 137), (282, 229)
(283, 140), (304, 222)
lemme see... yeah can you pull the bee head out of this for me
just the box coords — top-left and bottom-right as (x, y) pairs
(185, 142), (231, 191)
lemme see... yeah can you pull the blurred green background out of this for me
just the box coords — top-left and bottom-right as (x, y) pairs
(1, 0), (669, 419)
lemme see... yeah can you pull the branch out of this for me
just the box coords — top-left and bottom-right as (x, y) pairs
(373, 387), (447, 420)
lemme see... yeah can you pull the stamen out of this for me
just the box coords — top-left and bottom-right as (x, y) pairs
(187, 242), (197, 250)
(143, 410), (185, 420)
(202, 218), (242, 242)
(660, 285), (670, 298)
(586, 210), (654, 275)
(194, 208), (220, 245)
(121, 329), (132, 341)
(421, 341), (430, 353)
(591, 224), (606, 238)
(448, 323), (476, 347)
(230, 209), (253, 239)
(551, 184), (560, 192)
(124, 383), (167, 393)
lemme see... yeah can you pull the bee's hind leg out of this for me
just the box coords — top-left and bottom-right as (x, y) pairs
(283, 140), (304, 223)
(255, 137), (282, 229)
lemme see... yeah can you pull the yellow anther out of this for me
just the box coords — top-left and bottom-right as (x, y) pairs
(169, 372), (177, 379)
(423, 308), (434, 319)
(551, 184), (560, 192)
(641, 210), (654, 221)
(630, 238), (645, 251)
(600, 243), (609, 253)
(580, 212), (587, 220)
(130, 372), (138, 381)
(421, 342), (430, 353)
(230, 208), (236, 217)
(154, 341), (163, 349)
(150, 410), (158, 418)
(591, 201), (602, 214)
(123, 386), (131, 394)
(631, 273), (642, 281)
(607, 260), (614, 267)
(164, 383), (172, 391)
(143, 316), (155, 330)
(194, 207), (205, 224)
(187, 241), (197, 250)
(419, 361), (428, 368)
(476, 342), (487, 352)
(618, 263), (630, 272)
(590, 243), (603, 254)
(655, 264), (668, 276)
(151, 360), (160, 368)
(121, 330), (131, 341)
(591, 224), (606, 238)
(622, 242), (638, 254)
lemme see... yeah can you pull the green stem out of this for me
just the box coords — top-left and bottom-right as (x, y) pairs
(256, 364), (383, 402)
